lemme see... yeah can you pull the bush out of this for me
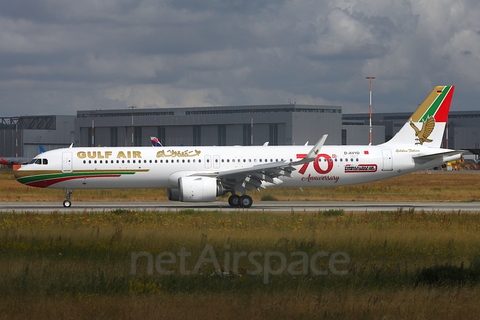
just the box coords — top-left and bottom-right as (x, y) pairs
(321, 209), (344, 217)
(415, 264), (479, 286)
(260, 194), (278, 201)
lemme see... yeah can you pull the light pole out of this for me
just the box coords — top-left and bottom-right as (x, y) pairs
(366, 76), (375, 145)
(129, 106), (136, 146)
(91, 111), (95, 147)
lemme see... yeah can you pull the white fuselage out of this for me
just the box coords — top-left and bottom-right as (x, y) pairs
(15, 144), (448, 190)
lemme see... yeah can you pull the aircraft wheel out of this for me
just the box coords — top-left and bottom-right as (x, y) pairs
(63, 200), (72, 208)
(228, 194), (241, 207)
(240, 195), (253, 208)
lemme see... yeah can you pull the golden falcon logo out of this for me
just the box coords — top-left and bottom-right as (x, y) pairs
(409, 117), (435, 145)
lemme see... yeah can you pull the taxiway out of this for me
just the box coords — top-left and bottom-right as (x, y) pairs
(0, 201), (479, 213)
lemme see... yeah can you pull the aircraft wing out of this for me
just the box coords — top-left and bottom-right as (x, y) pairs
(190, 135), (328, 193)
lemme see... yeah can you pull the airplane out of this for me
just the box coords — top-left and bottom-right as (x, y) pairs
(1, 146), (46, 167)
(0, 156), (32, 166)
(13, 86), (462, 208)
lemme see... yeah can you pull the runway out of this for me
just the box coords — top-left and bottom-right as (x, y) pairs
(1, 200), (480, 213)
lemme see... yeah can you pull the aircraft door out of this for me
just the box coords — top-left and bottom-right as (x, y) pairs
(62, 152), (73, 173)
(381, 150), (393, 171)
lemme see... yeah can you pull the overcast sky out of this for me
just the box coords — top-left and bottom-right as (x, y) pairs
(1, 0), (479, 117)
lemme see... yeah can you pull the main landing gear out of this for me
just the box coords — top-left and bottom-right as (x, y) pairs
(63, 189), (72, 208)
(228, 194), (253, 208)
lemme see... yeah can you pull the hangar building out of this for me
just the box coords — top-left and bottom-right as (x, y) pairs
(74, 104), (385, 148)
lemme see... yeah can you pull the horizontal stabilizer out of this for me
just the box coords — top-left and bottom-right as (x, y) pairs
(412, 150), (463, 161)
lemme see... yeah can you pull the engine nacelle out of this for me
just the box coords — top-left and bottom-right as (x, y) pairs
(178, 176), (223, 202)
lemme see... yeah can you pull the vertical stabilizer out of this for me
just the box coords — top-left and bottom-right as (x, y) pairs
(381, 86), (454, 148)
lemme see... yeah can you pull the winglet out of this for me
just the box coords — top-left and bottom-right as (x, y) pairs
(291, 134), (328, 166)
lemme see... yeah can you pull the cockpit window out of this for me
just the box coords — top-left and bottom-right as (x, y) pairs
(30, 158), (48, 165)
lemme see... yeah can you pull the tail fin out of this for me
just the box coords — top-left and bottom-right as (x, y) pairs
(381, 86), (454, 148)
(151, 137), (163, 147)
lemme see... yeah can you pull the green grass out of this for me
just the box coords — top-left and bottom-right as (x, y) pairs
(2, 210), (480, 297)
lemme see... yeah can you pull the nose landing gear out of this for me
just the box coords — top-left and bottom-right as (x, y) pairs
(63, 189), (72, 208)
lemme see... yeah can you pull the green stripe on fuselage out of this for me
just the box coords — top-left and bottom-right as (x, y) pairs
(16, 170), (143, 185)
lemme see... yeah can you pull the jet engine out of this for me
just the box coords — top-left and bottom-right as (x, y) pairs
(167, 176), (225, 202)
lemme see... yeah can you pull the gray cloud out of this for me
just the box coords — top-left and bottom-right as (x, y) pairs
(1, 0), (479, 117)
